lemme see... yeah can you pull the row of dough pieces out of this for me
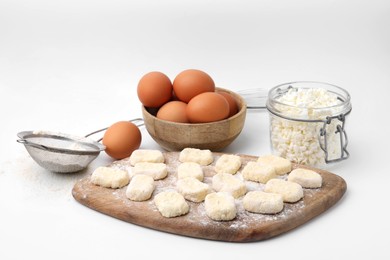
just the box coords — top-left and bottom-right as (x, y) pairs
(91, 148), (323, 221)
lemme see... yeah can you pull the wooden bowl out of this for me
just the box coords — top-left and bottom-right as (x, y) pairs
(142, 87), (247, 151)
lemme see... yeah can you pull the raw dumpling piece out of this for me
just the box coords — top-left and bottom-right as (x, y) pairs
(212, 172), (246, 198)
(177, 162), (204, 181)
(91, 167), (129, 188)
(177, 177), (209, 202)
(215, 154), (241, 174)
(129, 149), (164, 166)
(288, 168), (322, 188)
(242, 161), (276, 183)
(264, 179), (303, 203)
(132, 162), (167, 180)
(154, 191), (189, 218)
(257, 155), (292, 175)
(126, 174), (155, 201)
(243, 191), (284, 214)
(205, 192), (237, 221)
(179, 148), (213, 166)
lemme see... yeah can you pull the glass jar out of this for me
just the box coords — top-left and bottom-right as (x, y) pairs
(266, 82), (352, 167)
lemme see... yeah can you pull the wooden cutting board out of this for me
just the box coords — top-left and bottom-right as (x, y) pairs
(72, 152), (347, 242)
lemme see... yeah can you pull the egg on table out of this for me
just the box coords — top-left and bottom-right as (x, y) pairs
(102, 121), (142, 159)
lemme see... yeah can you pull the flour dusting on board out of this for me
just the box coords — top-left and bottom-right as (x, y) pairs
(104, 153), (316, 228)
(72, 151), (346, 241)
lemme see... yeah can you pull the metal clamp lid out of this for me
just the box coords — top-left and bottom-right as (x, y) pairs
(319, 112), (351, 163)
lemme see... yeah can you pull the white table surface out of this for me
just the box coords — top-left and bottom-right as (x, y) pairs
(1, 0), (389, 259)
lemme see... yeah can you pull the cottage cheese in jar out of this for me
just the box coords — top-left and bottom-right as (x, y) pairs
(266, 82), (352, 166)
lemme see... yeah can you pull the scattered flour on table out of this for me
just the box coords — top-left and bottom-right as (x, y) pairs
(0, 154), (93, 202)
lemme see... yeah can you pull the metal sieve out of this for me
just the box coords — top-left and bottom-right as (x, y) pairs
(17, 118), (144, 173)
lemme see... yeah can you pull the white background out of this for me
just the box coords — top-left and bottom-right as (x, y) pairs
(1, 0), (389, 259)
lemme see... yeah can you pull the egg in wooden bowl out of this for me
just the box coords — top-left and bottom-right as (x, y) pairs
(142, 87), (247, 151)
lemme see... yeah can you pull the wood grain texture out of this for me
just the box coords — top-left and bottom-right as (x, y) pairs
(141, 87), (247, 151)
(72, 152), (346, 242)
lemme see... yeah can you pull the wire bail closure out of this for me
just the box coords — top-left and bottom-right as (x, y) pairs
(319, 113), (350, 163)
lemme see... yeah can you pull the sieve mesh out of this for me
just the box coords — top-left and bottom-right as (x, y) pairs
(17, 131), (105, 173)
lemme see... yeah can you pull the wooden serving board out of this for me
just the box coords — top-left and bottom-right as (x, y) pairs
(72, 152), (347, 242)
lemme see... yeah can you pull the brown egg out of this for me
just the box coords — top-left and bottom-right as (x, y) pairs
(186, 92), (229, 123)
(103, 121), (142, 159)
(218, 91), (239, 117)
(157, 101), (189, 123)
(137, 71), (172, 107)
(173, 69), (215, 103)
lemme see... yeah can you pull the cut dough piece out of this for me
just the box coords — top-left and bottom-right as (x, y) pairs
(243, 191), (284, 214)
(177, 177), (209, 202)
(126, 174), (155, 201)
(154, 191), (189, 218)
(264, 179), (303, 203)
(132, 162), (167, 180)
(242, 161), (277, 183)
(205, 192), (237, 221)
(129, 149), (164, 166)
(215, 154), (241, 174)
(257, 155), (292, 175)
(91, 167), (129, 188)
(288, 168), (322, 188)
(212, 172), (247, 198)
(177, 162), (204, 181)
(179, 148), (213, 166)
